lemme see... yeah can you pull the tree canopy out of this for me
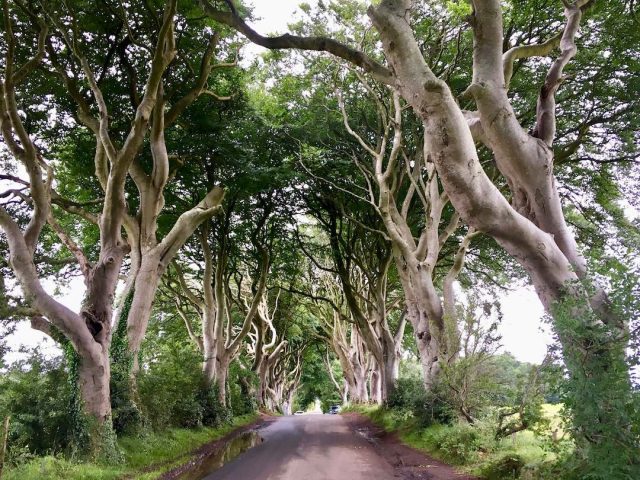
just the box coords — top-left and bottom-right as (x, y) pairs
(0, 0), (638, 478)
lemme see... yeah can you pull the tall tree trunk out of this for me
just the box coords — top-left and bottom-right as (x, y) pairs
(352, 361), (370, 403)
(382, 345), (401, 400)
(75, 347), (118, 458)
(77, 354), (111, 422)
(213, 357), (230, 407)
(368, 0), (636, 464)
(369, 367), (382, 405)
(395, 251), (447, 389)
(126, 253), (163, 371)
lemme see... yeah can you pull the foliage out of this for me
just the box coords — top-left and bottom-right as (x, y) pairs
(387, 361), (454, 426)
(353, 403), (562, 479)
(1, 414), (258, 480)
(228, 361), (258, 416)
(544, 285), (640, 479)
(0, 350), (72, 459)
(481, 453), (526, 480)
(426, 422), (486, 464)
(110, 290), (145, 436)
(293, 346), (343, 412)
(137, 331), (224, 430)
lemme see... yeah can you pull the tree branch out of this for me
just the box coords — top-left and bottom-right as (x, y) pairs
(199, 0), (393, 85)
(532, 1), (590, 146)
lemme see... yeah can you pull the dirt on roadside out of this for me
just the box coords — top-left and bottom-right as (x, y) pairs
(342, 413), (479, 480)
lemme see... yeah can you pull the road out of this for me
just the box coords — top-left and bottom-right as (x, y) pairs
(202, 414), (397, 480)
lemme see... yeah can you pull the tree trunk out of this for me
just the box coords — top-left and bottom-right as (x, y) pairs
(383, 349), (400, 400)
(369, 367), (382, 405)
(109, 254), (162, 434)
(125, 253), (164, 370)
(78, 351), (111, 425)
(75, 348), (119, 459)
(202, 300), (218, 389)
(256, 360), (269, 407)
(352, 362), (369, 403)
(214, 361), (229, 407)
(0, 416), (9, 479)
(341, 380), (349, 405)
(395, 252), (446, 389)
(368, 0), (636, 465)
(202, 346), (217, 388)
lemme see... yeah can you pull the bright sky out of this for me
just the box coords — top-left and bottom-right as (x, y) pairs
(2, 0), (554, 366)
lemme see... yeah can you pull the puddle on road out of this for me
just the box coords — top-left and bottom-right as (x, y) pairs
(355, 427), (378, 446)
(176, 431), (264, 480)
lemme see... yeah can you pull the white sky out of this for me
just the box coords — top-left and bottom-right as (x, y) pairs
(2, 0), (554, 366)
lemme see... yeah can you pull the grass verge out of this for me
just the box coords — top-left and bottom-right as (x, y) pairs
(344, 405), (559, 479)
(2, 413), (259, 480)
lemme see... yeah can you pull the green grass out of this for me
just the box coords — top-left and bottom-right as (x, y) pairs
(345, 405), (564, 479)
(2, 413), (259, 480)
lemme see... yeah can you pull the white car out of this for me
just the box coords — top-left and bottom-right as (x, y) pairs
(293, 410), (305, 415)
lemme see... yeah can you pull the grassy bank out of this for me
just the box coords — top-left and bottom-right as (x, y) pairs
(2, 413), (259, 480)
(345, 405), (563, 479)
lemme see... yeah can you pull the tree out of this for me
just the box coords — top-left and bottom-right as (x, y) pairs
(303, 194), (406, 402)
(166, 203), (271, 406)
(201, 0), (639, 471)
(0, 0), (230, 453)
(0, 0), (175, 456)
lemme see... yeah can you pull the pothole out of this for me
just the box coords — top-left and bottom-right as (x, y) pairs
(355, 427), (378, 445)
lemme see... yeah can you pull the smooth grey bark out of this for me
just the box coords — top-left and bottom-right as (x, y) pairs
(338, 86), (473, 390)
(0, 1), (177, 453)
(169, 218), (269, 406)
(318, 303), (371, 404)
(248, 296), (287, 409)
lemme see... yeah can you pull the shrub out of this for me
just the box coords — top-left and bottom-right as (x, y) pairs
(228, 362), (257, 416)
(137, 344), (207, 430)
(198, 384), (232, 427)
(388, 373), (454, 426)
(0, 350), (74, 461)
(482, 453), (526, 480)
(428, 422), (482, 464)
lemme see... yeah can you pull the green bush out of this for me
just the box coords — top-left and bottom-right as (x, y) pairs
(0, 350), (74, 462)
(428, 422), (483, 464)
(137, 342), (231, 430)
(198, 384), (232, 427)
(228, 362), (257, 416)
(387, 373), (454, 426)
(482, 453), (526, 480)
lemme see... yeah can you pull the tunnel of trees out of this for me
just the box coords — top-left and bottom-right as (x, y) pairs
(0, 0), (638, 479)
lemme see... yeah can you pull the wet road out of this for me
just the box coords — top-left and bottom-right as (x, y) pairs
(202, 414), (397, 480)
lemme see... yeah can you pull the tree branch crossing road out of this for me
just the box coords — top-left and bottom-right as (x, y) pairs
(203, 414), (396, 480)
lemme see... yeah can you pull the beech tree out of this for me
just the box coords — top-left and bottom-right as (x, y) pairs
(0, 0), (232, 452)
(333, 82), (480, 390)
(201, 0), (639, 470)
(247, 293), (288, 409)
(312, 282), (375, 403)
(0, 0), (178, 456)
(303, 196), (406, 401)
(166, 204), (271, 406)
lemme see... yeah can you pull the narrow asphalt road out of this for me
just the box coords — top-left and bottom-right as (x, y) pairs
(202, 414), (397, 480)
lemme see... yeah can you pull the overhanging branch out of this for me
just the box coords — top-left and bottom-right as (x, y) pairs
(198, 0), (393, 85)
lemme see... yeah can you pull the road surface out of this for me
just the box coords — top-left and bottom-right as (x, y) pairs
(202, 414), (397, 480)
